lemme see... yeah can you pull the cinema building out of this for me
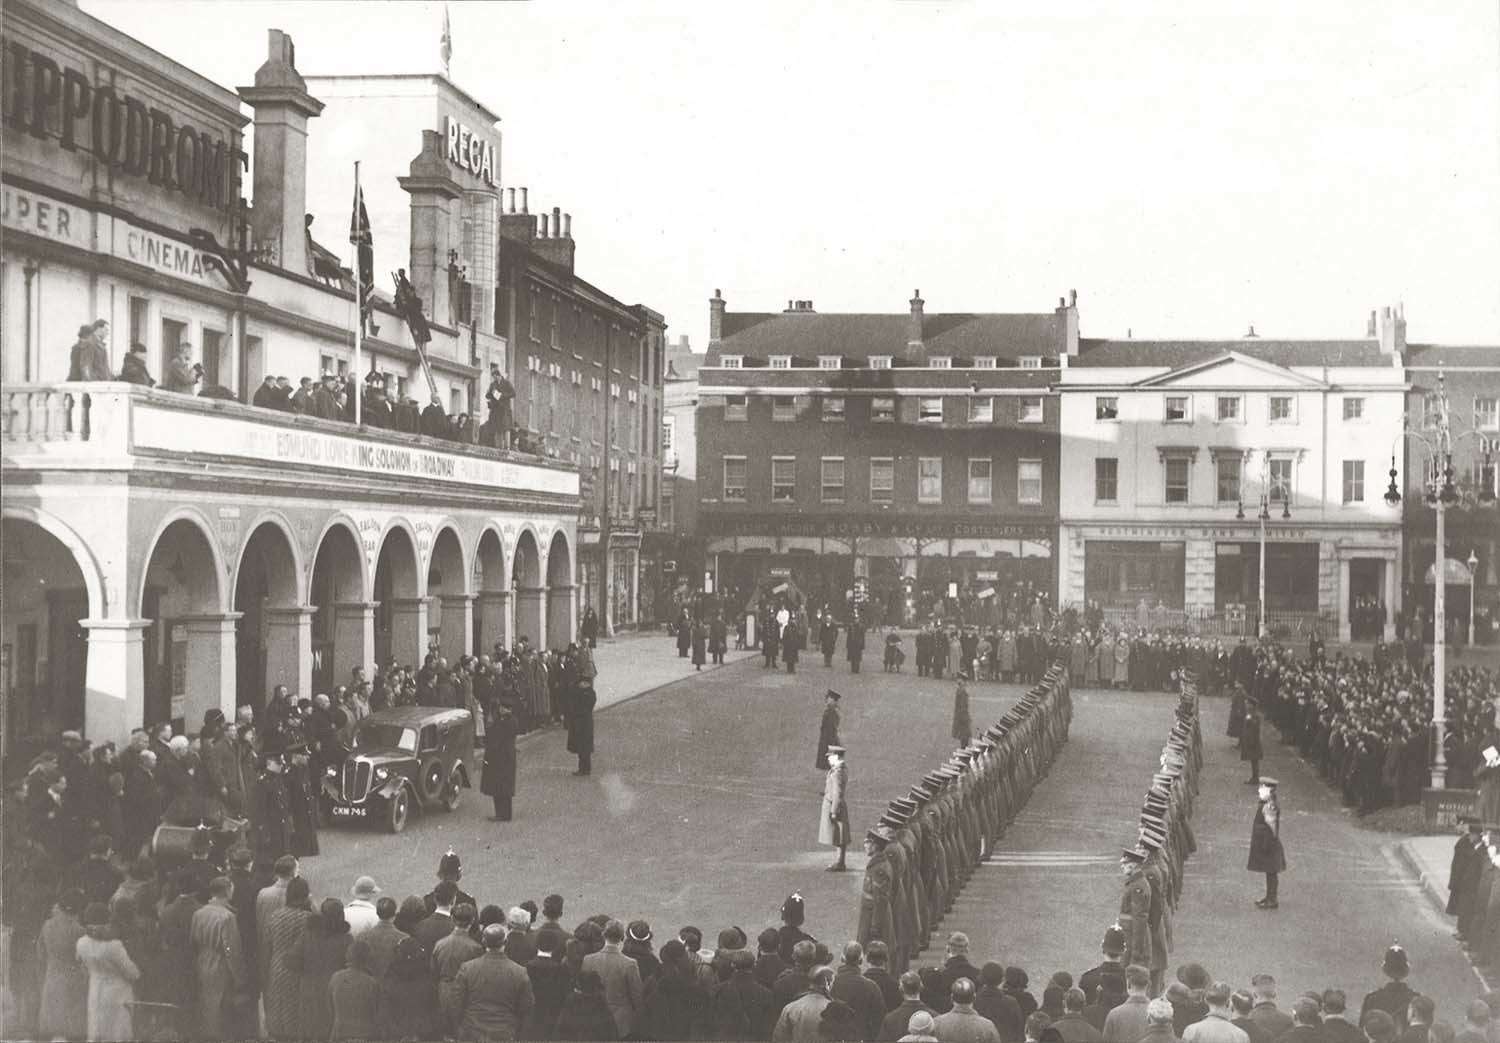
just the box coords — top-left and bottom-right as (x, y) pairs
(1, 1), (579, 753)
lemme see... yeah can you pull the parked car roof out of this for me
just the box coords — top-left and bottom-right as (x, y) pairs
(359, 707), (472, 728)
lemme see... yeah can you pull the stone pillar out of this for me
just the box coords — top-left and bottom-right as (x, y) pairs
(475, 591), (510, 654)
(81, 619), (149, 745)
(1338, 557), (1352, 643)
(333, 601), (376, 676)
(181, 614), (242, 729)
(514, 586), (545, 648)
(548, 584), (577, 649)
(389, 597), (430, 669)
(1383, 557), (1398, 642)
(398, 132), (464, 328)
(264, 606), (314, 701)
(439, 594), (474, 662)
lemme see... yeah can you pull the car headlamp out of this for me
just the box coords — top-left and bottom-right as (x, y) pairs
(324, 765), (337, 778)
(374, 766), (391, 782)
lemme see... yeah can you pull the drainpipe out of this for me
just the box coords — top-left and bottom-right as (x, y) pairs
(23, 261), (39, 382)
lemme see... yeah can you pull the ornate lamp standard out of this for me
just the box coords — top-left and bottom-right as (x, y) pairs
(1382, 370), (1496, 788)
(1237, 453), (1291, 640)
(1468, 549), (1480, 649)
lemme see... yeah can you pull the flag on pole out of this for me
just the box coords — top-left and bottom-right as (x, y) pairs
(441, 6), (453, 76)
(349, 181), (374, 331)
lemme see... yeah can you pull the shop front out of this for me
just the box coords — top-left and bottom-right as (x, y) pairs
(704, 513), (1056, 627)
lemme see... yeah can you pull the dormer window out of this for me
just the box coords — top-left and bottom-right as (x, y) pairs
(1019, 356), (1043, 370)
(720, 356), (742, 369)
(769, 356), (792, 370)
(869, 356), (892, 370)
(929, 357), (952, 369)
(974, 357), (997, 369)
(818, 356), (842, 370)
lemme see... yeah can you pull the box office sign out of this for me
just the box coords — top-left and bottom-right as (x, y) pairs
(702, 512), (1053, 542)
(3, 40), (247, 213)
(132, 402), (580, 497)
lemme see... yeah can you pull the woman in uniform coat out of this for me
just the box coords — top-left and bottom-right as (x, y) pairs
(820, 745), (850, 872)
(1240, 699), (1264, 784)
(1248, 778), (1287, 909)
(482, 703), (518, 821)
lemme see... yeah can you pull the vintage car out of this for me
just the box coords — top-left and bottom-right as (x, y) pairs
(321, 706), (473, 832)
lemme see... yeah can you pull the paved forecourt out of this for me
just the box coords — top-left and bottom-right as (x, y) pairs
(308, 651), (1030, 942)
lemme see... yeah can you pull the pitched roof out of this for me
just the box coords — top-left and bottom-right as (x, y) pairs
(1074, 338), (1390, 369)
(718, 311), (1062, 361)
(1405, 344), (1500, 367)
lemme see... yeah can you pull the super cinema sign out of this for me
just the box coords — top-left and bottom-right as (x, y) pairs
(2, 40), (246, 213)
(444, 115), (497, 186)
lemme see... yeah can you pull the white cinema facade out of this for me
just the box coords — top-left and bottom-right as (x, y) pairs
(1, 0), (578, 753)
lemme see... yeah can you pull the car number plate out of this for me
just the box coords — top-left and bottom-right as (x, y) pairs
(331, 804), (367, 818)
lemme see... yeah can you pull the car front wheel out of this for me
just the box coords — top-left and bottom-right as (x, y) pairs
(387, 788), (411, 833)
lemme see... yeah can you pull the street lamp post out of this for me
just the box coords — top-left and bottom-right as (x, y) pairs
(1384, 368), (1497, 789)
(1469, 549), (1480, 649)
(1237, 452), (1290, 640)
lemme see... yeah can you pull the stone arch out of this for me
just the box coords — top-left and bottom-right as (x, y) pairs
(512, 528), (544, 647)
(1, 513), (97, 742)
(374, 523), (424, 669)
(2, 505), (106, 620)
(138, 510), (229, 729)
(546, 529), (575, 648)
(428, 524), (470, 663)
(473, 525), (509, 653)
(310, 518), (369, 695)
(234, 519), (302, 713)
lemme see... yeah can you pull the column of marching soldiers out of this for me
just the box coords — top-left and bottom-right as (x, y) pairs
(856, 665), (1203, 1003)
(856, 662), (1073, 970)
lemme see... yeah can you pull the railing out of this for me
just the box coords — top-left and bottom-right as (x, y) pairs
(2, 386), (90, 442)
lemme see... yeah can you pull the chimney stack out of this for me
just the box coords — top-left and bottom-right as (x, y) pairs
(520, 187), (528, 213)
(507, 187), (516, 213)
(539, 213), (549, 238)
(553, 207), (561, 238)
(709, 289), (726, 346)
(499, 185), (536, 243)
(564, 213), (572, 239)
(1376, 304), (1406, 356)
(1366, 309), (1377, 337)
(1244, 324), (1259, 339)
(1055, 289), (1080, 356)
(238, 30), (324, 275)
(532, 203), (576, 272)
(906, 289), (925, 359)
(397, 128), (463, 328)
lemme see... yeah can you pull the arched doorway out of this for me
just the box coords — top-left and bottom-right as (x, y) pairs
(1, 517), (92, 754)
(512, 530), (543, 647)
(547, 531), (575, 648)
(374, 525), (423, 668)
(234, 521), (300, 713)
(428, 526), (469, 663)
(473, 528), (509, 654)
(141, 516), (226, 731)
(310, 522), (368, 695)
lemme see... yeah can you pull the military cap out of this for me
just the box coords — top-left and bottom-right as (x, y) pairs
(1259, 777), (1279, 788)
(936, 766), (962, 779)
(910, 785), (937, 802)
(825, 689), (843, 702)
(1120, 847), (1147, 863)
(1139, 835), (1163, 853)
(891, 798), (918, 815)
(953, 749), (978, 764)
(867, 826), (895, 845)
(879, 812), (909, 831)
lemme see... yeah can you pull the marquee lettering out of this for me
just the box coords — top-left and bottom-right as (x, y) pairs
(443, 114), (497, 187)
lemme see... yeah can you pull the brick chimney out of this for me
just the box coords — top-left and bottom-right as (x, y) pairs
(239, 30), (324, 275)
(904, 289), (925, 361)
(1376, 303), (1406, 357)
(532, 204), (576, 273)
(1366, 309), (1377, 337)
(709, 289), (726, 345)
(1056, 289), (1080, 356)
(500, 184), (536, 243)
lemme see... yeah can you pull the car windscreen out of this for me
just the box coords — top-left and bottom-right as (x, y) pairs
(355, 723), (417, 753)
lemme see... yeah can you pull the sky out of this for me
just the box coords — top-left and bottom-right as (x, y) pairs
(81, 0), (1500, 350)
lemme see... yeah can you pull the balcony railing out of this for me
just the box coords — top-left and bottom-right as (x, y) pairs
(2, 382), (578, 499)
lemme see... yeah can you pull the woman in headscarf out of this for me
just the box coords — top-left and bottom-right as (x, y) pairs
(77, 901), (140, 1042)
(299, 897), (351, 1039)
(263, 875), (315, 1036)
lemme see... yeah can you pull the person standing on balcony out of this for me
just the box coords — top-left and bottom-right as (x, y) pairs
(161, 341), (200, 394)
(67, 320), (111, 381)
(486, 364), (515, 450)
(118, 343), (155, 386)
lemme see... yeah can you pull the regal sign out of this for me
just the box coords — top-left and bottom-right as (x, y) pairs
(700, 511), (1053, 542)
(444, 116), (497, 187)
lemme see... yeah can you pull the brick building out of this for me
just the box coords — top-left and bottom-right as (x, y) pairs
(697, 290), (1072, 626)
(1402, 344), (1500, 644)
(495, 197), (666, 631)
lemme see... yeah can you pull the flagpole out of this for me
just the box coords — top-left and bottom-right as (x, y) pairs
(353, 161), (362, 426)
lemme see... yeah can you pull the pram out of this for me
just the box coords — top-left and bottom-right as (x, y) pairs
(883, 632), (906, 672)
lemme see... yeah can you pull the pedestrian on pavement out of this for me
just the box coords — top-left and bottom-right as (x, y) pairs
(567, 676), (596, 776)
(692, 619), (708, 671)
(711, 614), (729, 665)
(821, 745), (850, 872)
(1248, 780), (1286, 909)
(483, 701), (519, 820)
(817, 690), (842, 770)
